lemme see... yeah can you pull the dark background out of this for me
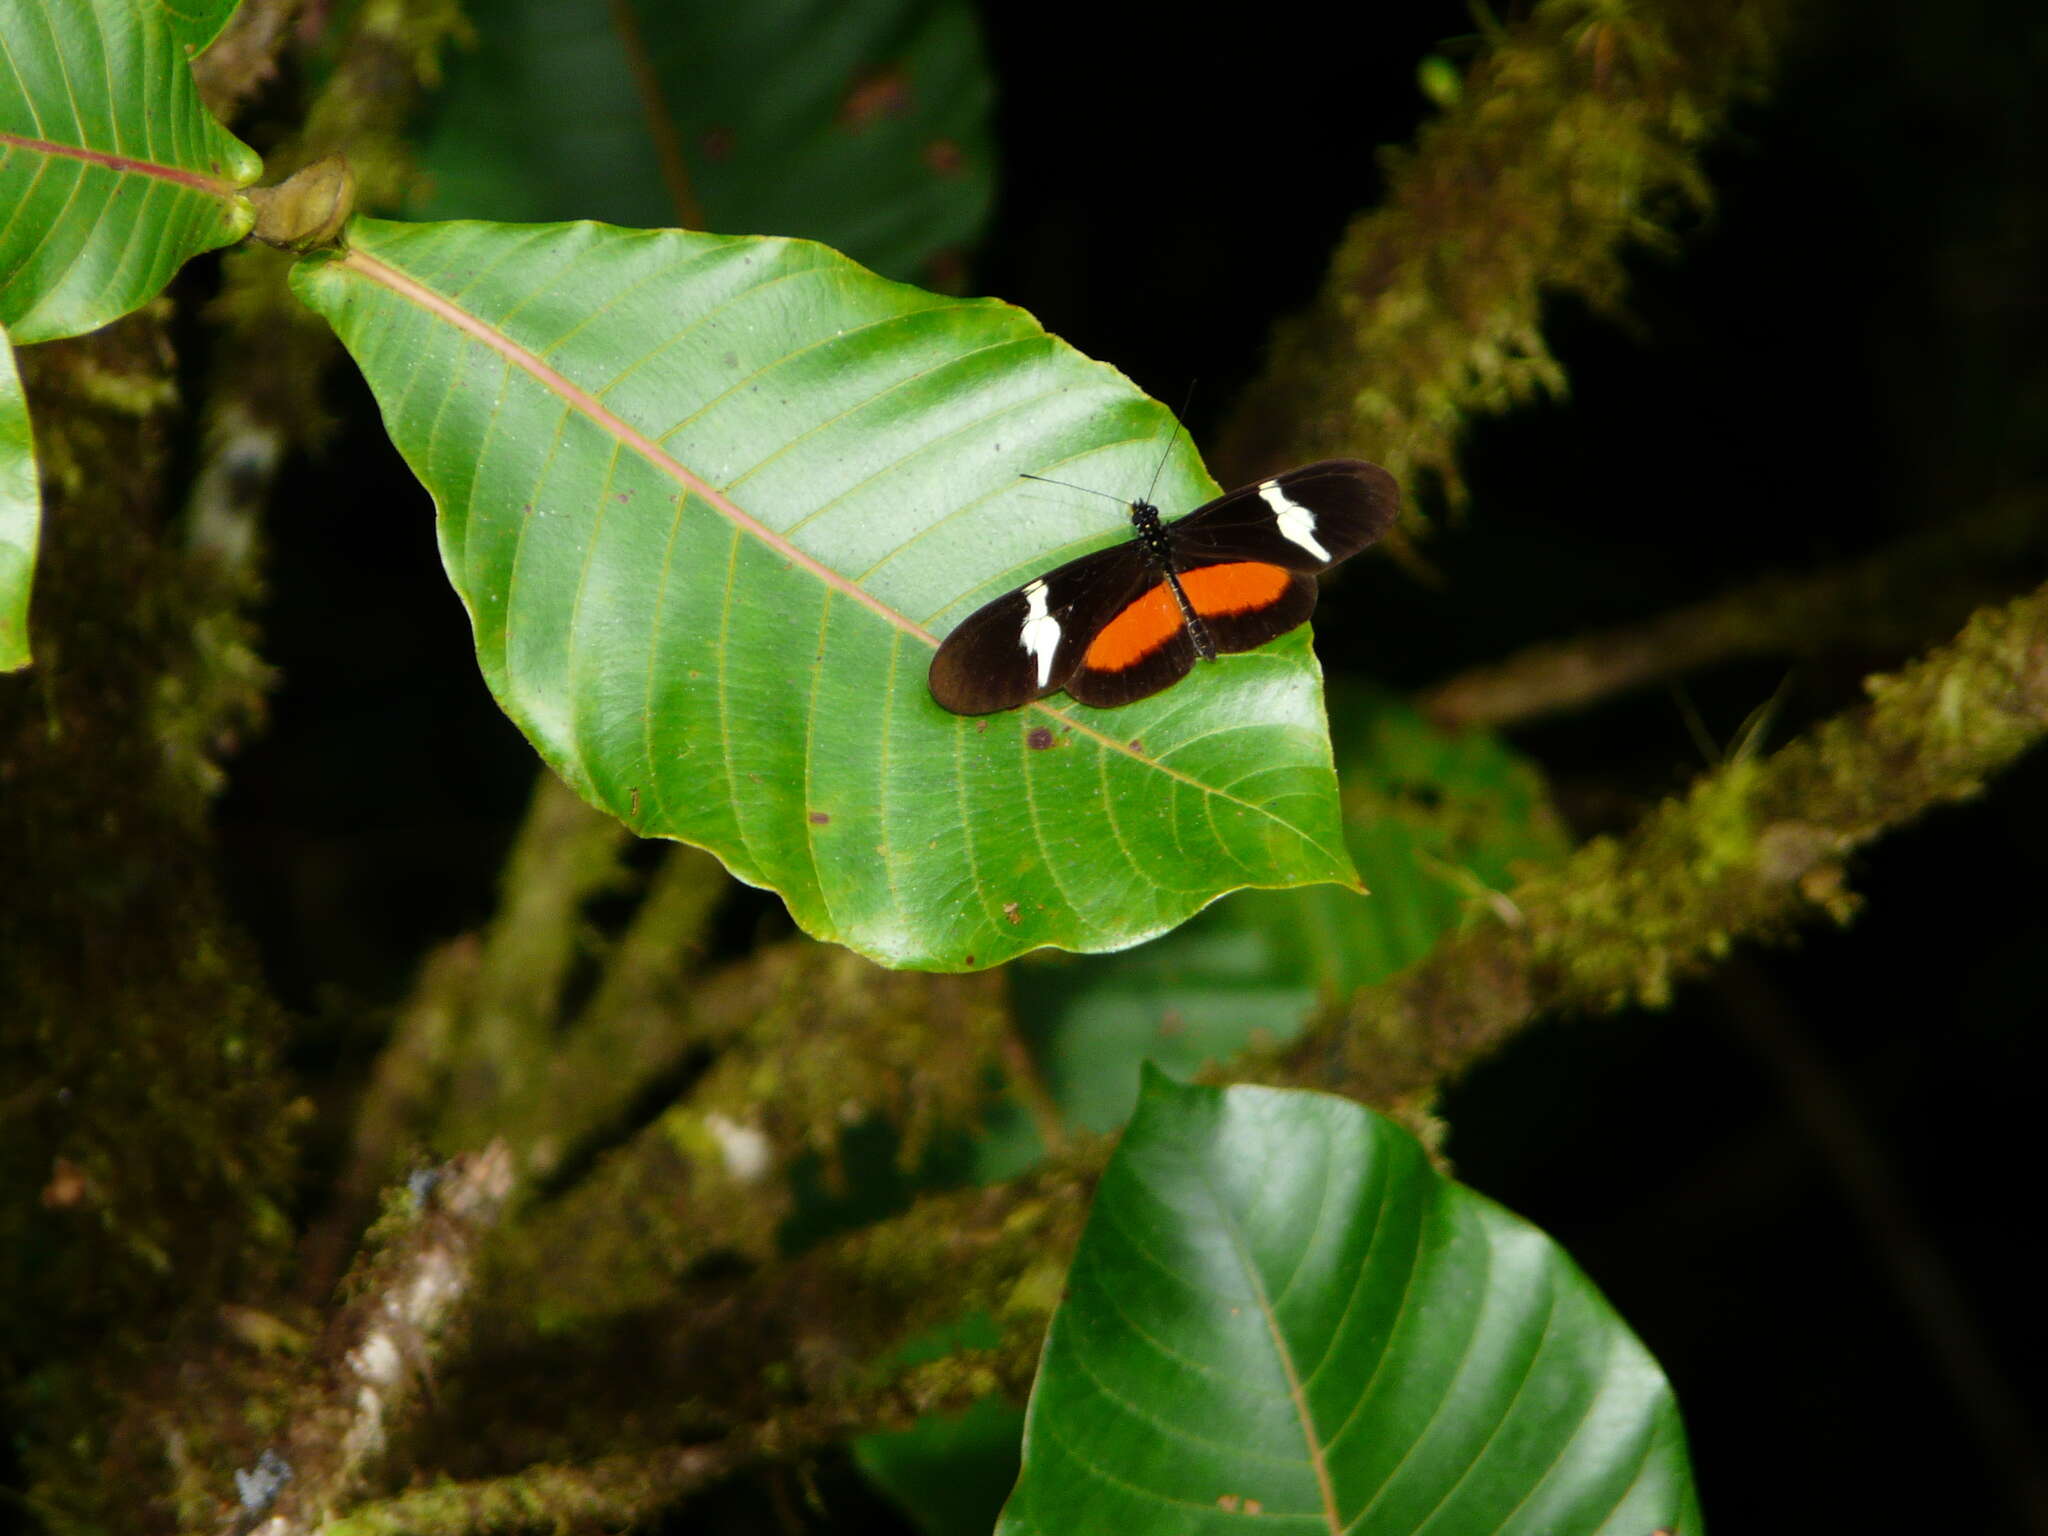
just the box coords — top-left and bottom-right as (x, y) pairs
(224, 2), (2047, 1530)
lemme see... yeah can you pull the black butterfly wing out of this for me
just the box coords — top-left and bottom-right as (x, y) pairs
(1167, 459), (1399, 572)
(929, 458), (1399, 715)
(928, 537), (1156, 715)
(1062, 602), (1203, 707)
(1192, 570), (1321, 658)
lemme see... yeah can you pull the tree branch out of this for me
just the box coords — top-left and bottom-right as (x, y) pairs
(1420, 491), (2048, 730)
(219, 1146), (517, 1536)
(1214, 0), (1799, 497)
(314, 1353), (1009, 1536)
(484, 940), (1008, 1326)
(1257, 579), (2048, 1104)
(498, 579), (2048, 1517)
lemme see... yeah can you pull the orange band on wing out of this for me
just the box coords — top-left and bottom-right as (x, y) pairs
(1180, 561), (1291, 614)
(1083, 582), (1183, 672)
(1082, 563), (1292, 673)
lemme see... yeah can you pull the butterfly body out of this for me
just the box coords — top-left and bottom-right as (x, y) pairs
(928, 459), (1397, 715)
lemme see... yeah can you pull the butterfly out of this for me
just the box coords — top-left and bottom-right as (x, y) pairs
(927, 458), (1398, 714)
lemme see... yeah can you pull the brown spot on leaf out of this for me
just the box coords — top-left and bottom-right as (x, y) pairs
(1217, 1496), (1240, 1513)
(1242, 1500), (1262, 1515)
(701, 126), (736, 161)
(809, 811), (831, 825)
(922, 137), (966, 176)
(1003, 901), (1021, 925)
(1027, 727), (1054, 750)
(839, 65), (913, 130)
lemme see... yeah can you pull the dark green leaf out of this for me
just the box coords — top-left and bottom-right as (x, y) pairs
(855, 1315), (1023, 1536)
(857, 1397), (1024, 1536)
(291, 219), (1358, 970)
(0, 322), (36, 670)
(1000, 1072), (1702, 1536)
(974, 688), (1568, 1176)
(413, 0), (994, 285)
(0, 0), (259, 343)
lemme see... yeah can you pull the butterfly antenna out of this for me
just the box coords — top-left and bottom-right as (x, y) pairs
(1018, 471), (1128, 505)
(1142, 380), (1199, 507)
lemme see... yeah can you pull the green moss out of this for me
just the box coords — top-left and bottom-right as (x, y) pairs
(1, 321), (299, 1533)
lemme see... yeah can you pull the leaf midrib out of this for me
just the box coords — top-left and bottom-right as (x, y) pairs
(336, 244), (1354, 863)
(1211, 1176), (1344, 1533)
(0, 130), (236, 196)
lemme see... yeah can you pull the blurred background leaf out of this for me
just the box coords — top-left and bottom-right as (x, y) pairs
(412, 0), (994, 287)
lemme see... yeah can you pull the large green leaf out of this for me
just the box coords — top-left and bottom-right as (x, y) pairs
(149, 0), (241, 55)
(1000, 1073), (1701, 1536)
(974, 689), (1569, 1177)
(0, 321), (35, 670)
(291, 219), (1358, 970)
(0, 0), (259, 343)
(413, 0), (993, 286)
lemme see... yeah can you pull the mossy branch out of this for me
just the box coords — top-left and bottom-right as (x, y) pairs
(433, 773), (634, 1151)
(2, 319), (299, 1533)
(211, 1146), (515, 1536)
(439, 579), (2048, 1520)
(1214, 0), (1799, 497)
(485, 939), (1008, 1324)
(326, 1163), (1088, 1534)
(314, 1353), (1008, 1536)
(284, 572), (2048, 1525)
(190, 0), (306, 120)
(1257, 578), (2048, 1104)
(310, 787), (723, 1295)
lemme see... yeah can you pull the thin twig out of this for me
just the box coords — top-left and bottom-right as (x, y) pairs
(997, 1017), (1069, 1159)
(1420, 492), (2048, 730)
(606, 0), (705, 228)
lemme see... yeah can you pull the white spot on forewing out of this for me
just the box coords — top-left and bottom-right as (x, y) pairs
(1019, 578), (1062, 687)
(1260, 480), (1331, 561)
